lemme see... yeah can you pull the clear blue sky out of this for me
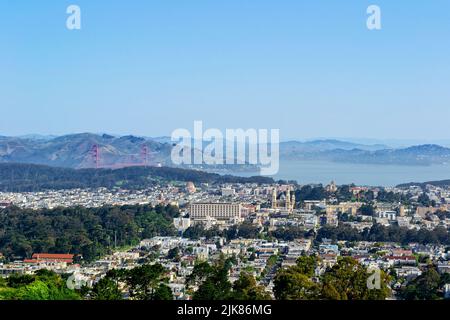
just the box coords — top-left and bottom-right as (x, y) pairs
(1, 0), (450, 140)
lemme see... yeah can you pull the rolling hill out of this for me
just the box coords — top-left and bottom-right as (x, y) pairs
(0, 163), (274, 192)
(1, 134), (450, 169)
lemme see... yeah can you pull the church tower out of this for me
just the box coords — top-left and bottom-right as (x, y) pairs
(286, 187), (291, 210)
(291, 193), (296, 210)
(272, 188), (277, 209)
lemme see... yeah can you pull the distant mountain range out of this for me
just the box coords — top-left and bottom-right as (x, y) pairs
(0, 133), (173, 169)
(397, 179), (450, 189)
(280, 142), (450, 166)
(1, 134), (450, 169)
(280, 139), (388, 153)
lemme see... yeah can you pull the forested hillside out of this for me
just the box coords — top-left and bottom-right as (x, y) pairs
(0, 204), (179, 261)
(0, 163), (273, 192)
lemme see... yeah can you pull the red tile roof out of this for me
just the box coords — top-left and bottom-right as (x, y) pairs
(32, 253), (74, 260)
(24, 253), (74, 264)
(23, 259), (38, 263)
(387, 256), (416, 261)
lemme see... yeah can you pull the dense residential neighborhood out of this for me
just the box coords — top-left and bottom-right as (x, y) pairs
(1, 179), (450, 300)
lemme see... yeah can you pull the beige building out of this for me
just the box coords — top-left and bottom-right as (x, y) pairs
(325, 181), (338, 193)
(326, 202), (363, 216)
(399, 205), (406, 217)
(416, 205), (449, 217)
(271, 186), (295, 212)
(186, 182), (196, 194)
(190, 202), (242, 220)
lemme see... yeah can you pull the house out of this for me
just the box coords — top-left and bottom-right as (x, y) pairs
(437, 262), (450, 274)
(24, 253), (74, 264)
(391, 249), (413, 256)
(444, 284), (450, 299)
(377, 211), (397, 221)
(395, 266), (422, 280)
(386, 255), (416, 266)
(320, 253), (338, 268)
(0, 202), (11, 208)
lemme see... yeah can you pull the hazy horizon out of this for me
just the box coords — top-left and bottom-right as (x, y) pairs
(4, 131), (450, 148)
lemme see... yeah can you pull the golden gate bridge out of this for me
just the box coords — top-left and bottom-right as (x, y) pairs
(88, 144), (156, 169)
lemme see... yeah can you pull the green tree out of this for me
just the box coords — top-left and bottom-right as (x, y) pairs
(274, 267), (319, 300)
(90, 277), (123, 300)
(7, 274), (35, 288)
(167, 247), (180, 260)
(153, 284), (173, 300)
(1, 271), (80, 300)
(186, 261), (215, 288)
(400, 266), (442, 300)
(320, 257), (390, 300)
(359, 204), (375, 216)
(417, 193), (431, 207)
(232, 273), (271, 300)
(0, 204), (178, 263)
(187, 261), (232, 300)
(126, 263), (168, 300)
(295, 255), (318, 277)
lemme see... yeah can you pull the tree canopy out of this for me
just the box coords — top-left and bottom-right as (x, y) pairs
(274, 256), (391, 300)
(0, 204), (179, 262)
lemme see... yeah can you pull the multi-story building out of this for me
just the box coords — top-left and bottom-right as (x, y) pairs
(221, 188), (236, 197)
(326, 202), (363, 216)
(190, 202), (242, 221)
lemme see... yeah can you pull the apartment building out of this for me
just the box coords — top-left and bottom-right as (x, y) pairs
(189, 202), (242, 221)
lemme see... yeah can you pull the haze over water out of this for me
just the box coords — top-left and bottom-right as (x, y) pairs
(230, 160), (450, 187)
(272, 161), (450, 187)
